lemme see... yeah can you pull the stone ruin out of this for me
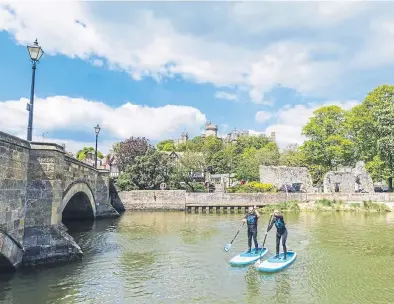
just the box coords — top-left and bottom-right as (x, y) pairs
(323, 161), (374, 193)
(259, 165), (314, 193)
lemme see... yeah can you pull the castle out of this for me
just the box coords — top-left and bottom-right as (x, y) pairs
(173, 121), (275, 146)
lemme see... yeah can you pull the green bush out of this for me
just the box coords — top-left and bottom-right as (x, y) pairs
(259, 201), (300, 213)
(315, 199), (344, 207)
(362, 200), (391, 212)
(227, 182), (276, 193)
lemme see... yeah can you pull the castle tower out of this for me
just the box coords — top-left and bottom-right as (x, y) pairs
(205, 121), (218, 137)
(181, 132), (188, 143)
(270, 132), (276, 142)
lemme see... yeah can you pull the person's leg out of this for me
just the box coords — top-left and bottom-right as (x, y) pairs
(282, 230), (288, 260)
(275, 232), (281, 258)
(252, 229), (258, 252)
(247, 229), (252, 252)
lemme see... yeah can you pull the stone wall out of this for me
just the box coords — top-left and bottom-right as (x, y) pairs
(63, 155), (117, 219)
(259, 165), (314, 192)
(0, 132), (29, 268)
(116, 190), (394, 210)
(118, 190), (186, 210)
(0, 131), (119, 270)
(323, 161), (374, 193)
(323, 172), (354, 193)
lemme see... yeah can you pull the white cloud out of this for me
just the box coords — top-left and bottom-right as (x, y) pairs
(0, 95), (206, 149)
(215, 91), (237, 101)
(92, 59), (104, 67)
(264, 100), (360, 149)
(0, 1), (386, 105)
(255, 111), (272, 124)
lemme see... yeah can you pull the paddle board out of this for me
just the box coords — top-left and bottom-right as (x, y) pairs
(229, 248), (268, 266)
(256, 251), (296, 272)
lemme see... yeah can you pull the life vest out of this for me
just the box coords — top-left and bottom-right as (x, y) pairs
(274, 217), (285, 230)
(246, 214), (257, 225)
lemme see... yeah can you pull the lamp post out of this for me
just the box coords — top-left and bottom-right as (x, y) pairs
(94, 124), (101, 169)
(26, 39), (44, 141)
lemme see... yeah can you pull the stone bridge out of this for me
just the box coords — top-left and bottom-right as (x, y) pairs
(0, 131), (120, 271)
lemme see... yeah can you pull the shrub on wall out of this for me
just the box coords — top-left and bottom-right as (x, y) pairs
(227, 182), (276, 193)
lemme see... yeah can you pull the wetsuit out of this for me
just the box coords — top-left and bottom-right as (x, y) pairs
(244, 212), (259, 252)
(268, 215), (287, 259)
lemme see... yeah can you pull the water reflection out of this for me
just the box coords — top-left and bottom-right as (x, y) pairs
(1, 212), (394, 304)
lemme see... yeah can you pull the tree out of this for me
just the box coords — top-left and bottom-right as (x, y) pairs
(157, 140), (175, 151)
(234, 147), (260, 182)
(174, 136), (205, 152)
(234, 134), (270, 154)
(76, 146), (104, 161)
(366, 155), (391, 183)
(114, 137), (153, 172)
(355, 85), (394, 189)
(279, 144), (307, 167)
(301, 105), (356, 179)
(256, 142), (280, 166)
(210, 144), (237, 174)
(169, 151), (206, 192)
(117, 150), (172, 190)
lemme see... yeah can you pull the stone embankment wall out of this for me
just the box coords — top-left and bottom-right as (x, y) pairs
(117, 190), (186, 210)
(116, 190), (394, 210)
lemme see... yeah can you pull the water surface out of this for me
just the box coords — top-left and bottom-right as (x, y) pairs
(1, 211), (394, 304)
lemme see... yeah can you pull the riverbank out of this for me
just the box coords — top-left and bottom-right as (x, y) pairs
(113, 190), (394, 211)
(258, 199), (391, 213)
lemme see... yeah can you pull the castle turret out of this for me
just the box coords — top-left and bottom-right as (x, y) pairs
(270, 132), (276, 142)
(205, 121), (218, 137)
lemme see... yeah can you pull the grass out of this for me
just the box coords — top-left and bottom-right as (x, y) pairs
(258, 201), (300, 213)
(258, 199), (391, 213)
(362, 200), (391, 212)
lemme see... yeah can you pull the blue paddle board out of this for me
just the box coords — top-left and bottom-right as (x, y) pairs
(229, 248), (268, 266)
(256, 251), (296, 272)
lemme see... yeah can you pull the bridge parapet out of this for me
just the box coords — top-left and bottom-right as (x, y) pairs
(0, 131), (119, 270)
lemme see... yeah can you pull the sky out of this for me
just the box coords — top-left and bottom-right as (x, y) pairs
(1, 1), (394, 154)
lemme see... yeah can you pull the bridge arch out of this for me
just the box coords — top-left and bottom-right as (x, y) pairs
(0, 230), (24, 271)
(60, 181), (96, 222)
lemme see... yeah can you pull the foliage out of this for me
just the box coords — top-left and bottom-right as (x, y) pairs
(234, 134), (271, 154)
(234, 148), (260, 181)
(117, 150), (173, 190)
(76, 146), (104, 161)
(168, 151), (206, 192)
(362, 200), (391, 212)
(227, 182), (276, 193)
(365, 155), (391, 182)
(258, 201), (300, 213)
(114, 84), (394, 189)
(279, 144), (307, 167)
(157, 140), (175, 152)
(113, 137), (154, 172)
(301, 105), (356, 171)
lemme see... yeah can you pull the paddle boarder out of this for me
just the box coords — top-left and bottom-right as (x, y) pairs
(267, 209), (288, 260)
(243, 206), (260, 253)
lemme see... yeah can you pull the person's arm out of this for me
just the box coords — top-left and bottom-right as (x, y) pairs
(243, 214), (247, 222)
(254, 206), (260, 218)
(267, 217), (275, 232)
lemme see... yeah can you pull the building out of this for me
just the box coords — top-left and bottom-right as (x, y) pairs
(174, 132), (188, 146)
(202, 121), (218, 138)
(225, 128), (250, 143)
(172, 121), (276, 148)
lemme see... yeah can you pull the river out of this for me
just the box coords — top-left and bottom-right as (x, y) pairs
(0, 211), (394, 304)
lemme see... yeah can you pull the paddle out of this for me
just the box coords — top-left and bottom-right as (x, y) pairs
(255, 214), (273, 266)
(224, 222), (245, 252)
